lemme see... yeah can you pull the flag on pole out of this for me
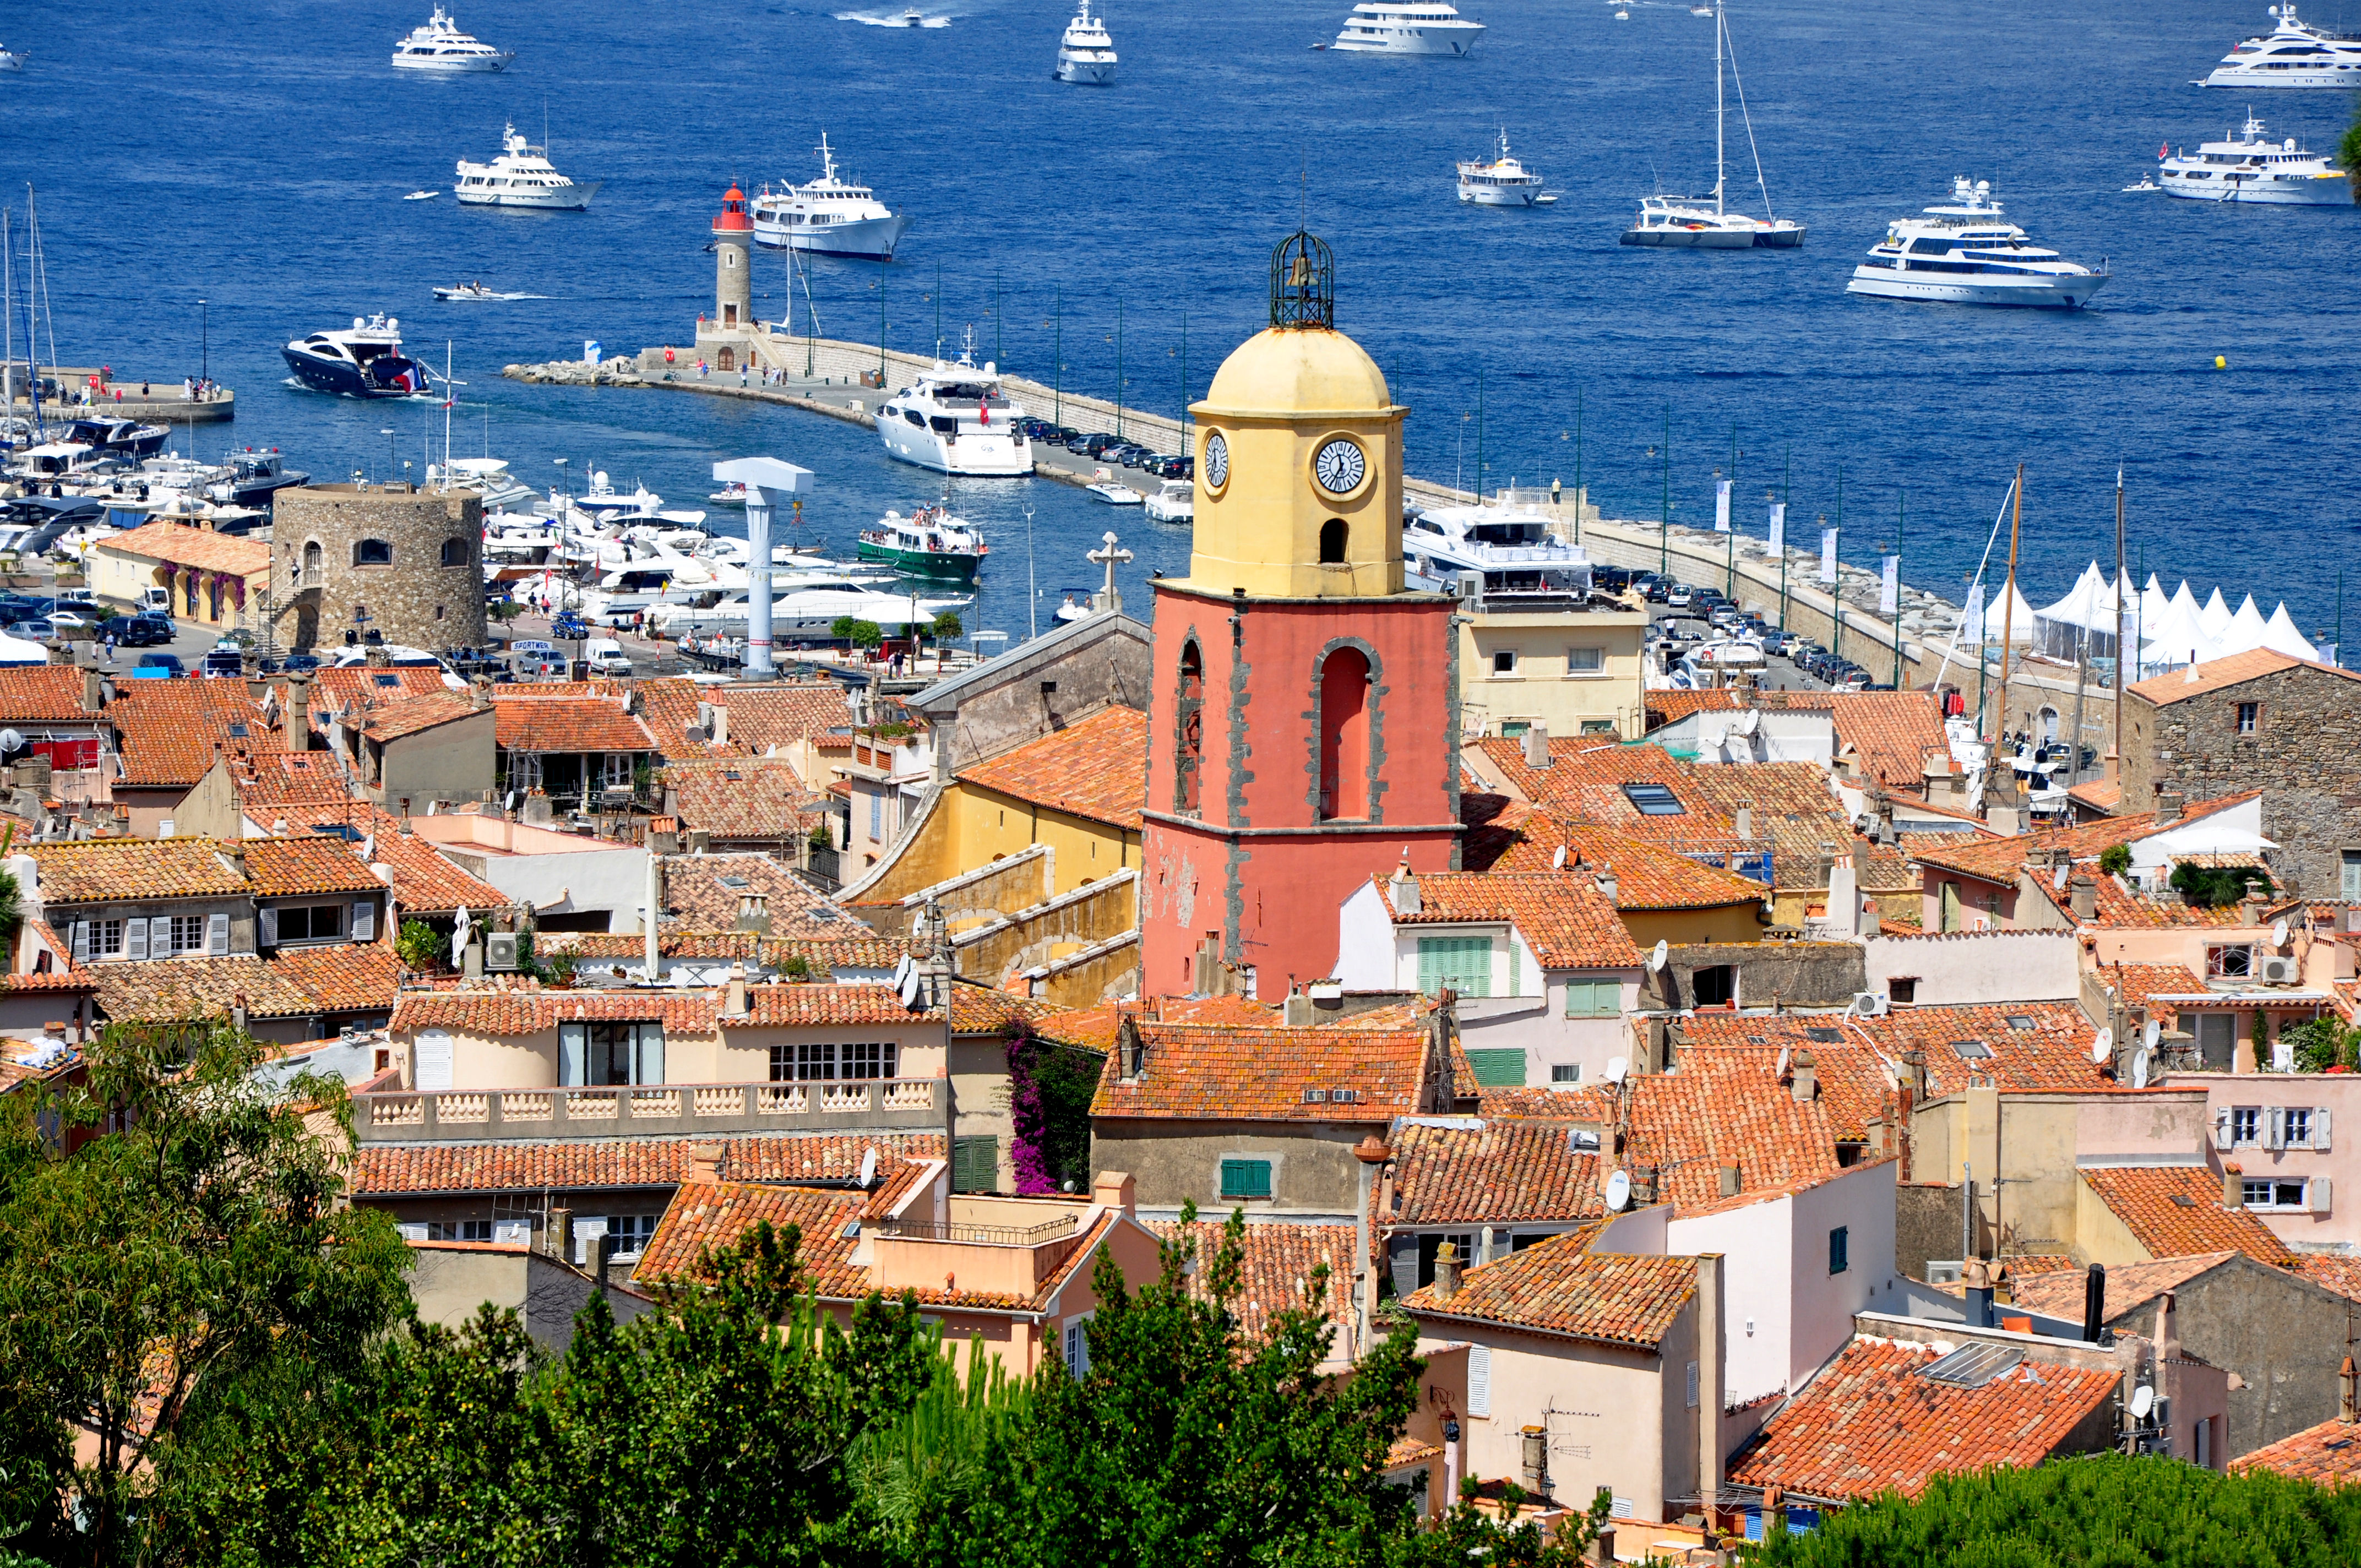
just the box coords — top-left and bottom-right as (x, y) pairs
(1767, 502), (1786, 553)
(1715, 480), (1731, 533)
(1819, 529), (1838, 585)
(1880, 555), (1900, 616)
(1962, 583), (1987, 644)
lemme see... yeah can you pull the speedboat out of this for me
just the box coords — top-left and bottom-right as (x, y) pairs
(405, 190), (439, 201)
(1334, 1), (1483, 54)
(1457, 130), (1551, 206)
(1621, 3), (1803, 249)
(391, 6), (513, 71)
(1086, 481), (1143, 505)
(709, 482), (750, 507)
(900, 7), (927, 23)
(2204, 2), (2361, 87)
(876, 333), (1032, 477)
(1143, 479), (1194, 523)
(62, 417), (169, 460)
(2159, 113), (2351, 204)
(207, 449), (311, 508)
(282, 315), (429, 397)
(857, 504), (987, 580)
(749, 134), (911, 259)
(455, 123), (600, 210)
(1055, 0), (1118, 84)
(434, 281), (533, 300)
(1846, 178), (2108, 309)
(0, 46), (23, 70)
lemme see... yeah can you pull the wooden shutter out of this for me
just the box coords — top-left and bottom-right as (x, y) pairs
(1464, 1048), (1525, 1088)
(1389, 1236), (1419, 1300)
(414, 1030), (454, 1092)
(1417, 937), (1493, 999)
(1686, 1359), (1700, 1410)
(151, 916), (173, 957)
(1467, 1345), (1491, 1417)
(351, 900), (376, 941)
(2211, 1107), (2232, 1152)
(559, 1023), (586, 1086)
(954, 1136), (998, 1194)
(635, 1023), (665, 1086)
(258, 906), (279, 947)
(2266, 1106), (2287, 1152)
(2316, 1108), (2333, 1151)
(126, 918), (148, 961)
(207, 913), (229, 955)
(2314, 1177), (2334, 1214)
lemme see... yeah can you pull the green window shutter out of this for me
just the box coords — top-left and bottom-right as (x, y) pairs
(1509, 939), (1522, 998)
(1464, 1047), (1526, 1087)
(1563, 979), (1621, 1018)
(1220, 1157), (1272, 1200)
(1417, 937), (1493, 998)
(953, 1136), (999, 1194)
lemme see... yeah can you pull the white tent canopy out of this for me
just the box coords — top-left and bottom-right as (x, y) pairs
(2260, 603), (2319, 660)
(2032, 561), (2131, 657)
(2216, 594), (2273, 658)
(1964, 578), (2043, 643)
(2199, 587), (2234, 643)
(2141, 592), (2216, 669)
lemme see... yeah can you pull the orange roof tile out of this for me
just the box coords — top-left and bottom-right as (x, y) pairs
(2128, 649), (2361, 706)
(389, 988), (723, 1037)
(107, 679), (287, 787)
(659, 852), (864, 937)
(1155, 1219), (1358, 1341)
(1726, 1338), (2119, 1501)
(2099, 963), (2208, 1012)
(1402, 1230), (1696, 1348)
(723, 982), (939, 1027)
(1380, 871), (1646, 969)
(243, 753), (356, 810)
(242, 835), (383, 897)
(312, 666), (459, 720)
(90, 954), (322, 1022)
(0, 665), (96, 721)
(2232, 1417), (2361, 1483)
(1906, 792), (2262, 886)
(28, 837), (248, 902)
(712, 682), (856, 756)
(1388, 1120), (1605, 1226)
(358, 693), (483, 742)
(635, 1179), (869, 1294)
(2005, 1252), (2236, 1322)
(661, 757), (823, 841)
(267, 941), (400, 1014)
(1470, 814), (1768, 910)
(361, 815), (510, 916)
(634, 677), (738, 761)
(957, 704), (1145, 831)
(1644, 689), (1952, 788)
(2079, 1166), (2297, 1266)
(99, 520), (269, 577)
(1092, 1021), (1434, 1123)
(2067, 777), (2122, 813)
(351, 1131), (945, 1195)
(492, 692), (656, 754)
(1680, 1001), (2112, 1110)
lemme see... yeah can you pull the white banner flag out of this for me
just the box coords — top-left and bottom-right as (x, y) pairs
(1880, 555), (1900, 616)
(1819, 528), (1838, 585)
(1962, 583), (1986, 644)
(1767, 502), (1786, 553)
(1715, 479), (1732, 533)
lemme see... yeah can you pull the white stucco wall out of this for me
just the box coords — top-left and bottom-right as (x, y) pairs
(1334, 881), (1398, 990)
(460, 843), (652, 932)
(1862, 929), (2080, 1005)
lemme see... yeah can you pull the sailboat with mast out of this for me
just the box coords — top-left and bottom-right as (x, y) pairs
(1622, 1), (1803, 249)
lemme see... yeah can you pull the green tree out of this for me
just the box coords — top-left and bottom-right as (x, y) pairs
(931, 610), (964, 645)
(2098, 842), (2132, 876)
(395, 917), (447, 973)
(832, 616), (885, 650)
(0, 1018), (412, 1565)
(2344, 92), (2361, 203)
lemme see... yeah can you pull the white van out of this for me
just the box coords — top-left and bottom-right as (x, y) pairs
(583, 638), (634, 677)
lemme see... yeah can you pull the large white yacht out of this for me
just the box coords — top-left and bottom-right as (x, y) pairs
(1402, 500), (1593, 604)
(1333, 1), (1484, 56)
(455, 124), (600, 210)
(2161, 113), (2351, 204)
(876, 337), (1033, 477)
(2204, 3), (2361, 87)
(1055, 0), (1117, 84)
(1457, 130), (1552, 206)
(1622, 3), (1802, 249)
(750, 135), (911, 260)
(391, 7), (512, 72)
(1847, 179), (2108, 310)
(281, 315), (429, 398)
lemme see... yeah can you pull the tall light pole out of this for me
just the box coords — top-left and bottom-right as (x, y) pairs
(198, 298), (208, 386)
(1658, 406), (1670, 580)
(1023, 503), (1038, 640)
(380, 427), (395, 483)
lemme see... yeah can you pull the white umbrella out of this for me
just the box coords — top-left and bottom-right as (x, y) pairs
(2260, 603), (2319, 661)
(2199, 587), (2234, 643)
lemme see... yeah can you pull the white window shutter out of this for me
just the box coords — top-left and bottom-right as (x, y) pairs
(2266, 1106), (2287, 1152)
(150, 916), (172, 957)
(351, 900), (376, 941)
(70, 921), (88, 962)
(1686, 1359), (1701, 1410)
(2314, 1177), (2334, 1215)
(2211, 1107), (2233, 1152)
(2316, 1108), (2333, 1152)
(258, 906), (278, 947)
(125, 918), (148, 961)
(208, 912), (229, 955)
(1467, 1344), (1492, 1418)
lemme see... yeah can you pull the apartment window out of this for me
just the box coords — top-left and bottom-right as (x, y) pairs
(1690, 964), (1736, 1008)
(604, 754), (635, 790)
(1829, 1226), (1850, 1276)
(353, 538), (393, 567)
(1580, 718), (1618, 735)
(2344, 851), (2361, 900)
(2231, 1106), (2261, 1146)
(1063, 1311), (1094, 1377)
(2207, 945), (2255, 980)
(1623, 782), (1685, 816)
(559, 1021), (665, 1086)
(1551, 1063), (1582, 1083)
(167, 914), (206, 955)
(951, 1136), (999, 1194)
(92, 918), (123, 959)
(2244, 1179), (2306, 1210)
(1563, 978), (1620, 1018)
(1491, 650), (1518, 676)
(2194, 1013), (2237, 1070)
(426, 1220), (493, 1243)
(769, 1041), (900, 1081)
(868, 788), (884, 840)
(1219, 1157), (1273, 1201)
(2286, 1108), (2314, 1146)
(1888, 977), (1919, 1005)
(275, 903), (346, 944)
(2235, 702), (2260, 734)
(1566, 646), (1604, 674)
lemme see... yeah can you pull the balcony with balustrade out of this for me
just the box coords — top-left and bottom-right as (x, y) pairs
(352, 1076), (947, 1143)
(868, 1195), (1095, 1299)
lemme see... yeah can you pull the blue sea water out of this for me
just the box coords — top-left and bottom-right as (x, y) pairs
(6, 0), (2359, 643)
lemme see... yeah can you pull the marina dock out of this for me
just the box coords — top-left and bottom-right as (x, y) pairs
(7, 366), (234, 425)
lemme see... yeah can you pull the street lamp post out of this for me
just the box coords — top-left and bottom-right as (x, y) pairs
(1658, 406), (1669, 581)
(198, 298), (208, 386)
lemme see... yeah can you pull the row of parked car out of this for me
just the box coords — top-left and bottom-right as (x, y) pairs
(1633, 574), (1886, 691)
(1015, 421), (1195, 481)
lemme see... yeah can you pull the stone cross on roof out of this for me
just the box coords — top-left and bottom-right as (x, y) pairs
(1089, 530), (1132, 614)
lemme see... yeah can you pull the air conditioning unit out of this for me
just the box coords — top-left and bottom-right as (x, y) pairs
(485, 932), (520, 972)
(2260, 954), (2300, 986)
(1851, 991), (1891, 1018)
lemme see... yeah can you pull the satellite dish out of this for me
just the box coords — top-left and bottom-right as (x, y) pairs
(858, 1147), (878, 1187)
(893, 954), (916, 989)
(1776, 1047), (1791, 1078)
(2129, 1385), (2155, 1420)
(1552, 844), (1568, 870)
(2092, 1028), (2114, 1065)
(1605, 1055), (1630, 1085)
(1604, 1169), (1632, 1212)
(0, 729), (21, 754)
(2131, 1048), (2151, 1090)
(2052, 863), (2070, 891)
(2142, 1020), (2161, 1050)
(2272, 918), (2290, 948)
(898, 966), (925, 1009)
(1649, 939), (1669, 973)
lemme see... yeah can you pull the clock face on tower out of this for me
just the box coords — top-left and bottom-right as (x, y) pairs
(1203, 430), (1229, 489)
(1314, 437), (1367, 496)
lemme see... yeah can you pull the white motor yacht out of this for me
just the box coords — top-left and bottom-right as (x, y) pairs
(281, 315), (428, 398)
(1847, 178), (2108, 309)
(1622, 3), (1803, 249)
(1056, 0), (1118, 84)
(455, 124), (600, 210)
(1457, 130), (1553, 206)
(876, 336), (1033, 477)
(391, 7), (512, 72)
(0, 45), (23, 71)
(2161, 113), (2351, 204)
(1333, 1), (1484, 56)
(654, 583), (970, 640)
(750, 135), (911, 260)
(1087, 481), (1143, 505)
(1402, 500), (1593, 603)
(1143, 479), (1194, 523)
(2204, 2), (2361, 87)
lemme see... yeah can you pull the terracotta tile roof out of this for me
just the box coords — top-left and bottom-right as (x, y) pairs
(90, 954), (322, 1022)
(2099, 963), (2208, 1012)
(1402, 1231), (1697, 1349)
(1906, 793), (2261, 886)
(1155, 1219), (1358, 1341)
(635, 1179), (869, 1294)
(267, 941), (400, 1014)
(662, 757), (822, 841)
(358, 693), (482, 742)
(0, 665), (95, 721)
(1643, 689), (1953, 788)
(2079, 1166), (2297, 1266)
(956, 704), (1146, 831)
(1379, 871), (1646, 969)
(1681, 765), (1865, 886)
(1666, 1164), (1872, 1221)
(1092, 1021), (1434, 1123)
(2067, 777), (2122, 814)
(2294, 1254), (2361, 1305)
(1470, 814), (1768, 910)
(28, 837), (248, 902)
(241, 835), (383, 896)
(945, 983), (1079, 1038)
(100, 520), (269, 576)
(2005, 1253), (2235, 1322)
(660, 853), (863, 938)
(309, 667), (460, 735)
(769, 935), (904, 974)
(1680, 1002), (2112, 1112)
(712, 682), (857, 757)
(351, 1131), (946, 1195)
(2075, 871), (2269, 931)
(2128, 649), (2361, 706)
(724, 982), (938, 1027)
(2232, 1417), (2361, 1483)
(243, 753), (357, 809)
(365, 819), (510, 916)
(107, 679), (287, 787)
(1388, 1120), (1605, 1226)
(389, 988), (723, 1037)
(534, 930), (895, 972)
(1726, 1338), (2119, 1501)
(634, 677), (738, 761)
(1154, 994), (1284, 1026)
(1031, 1001), (1123, 1052)
(493, 692), (656, 754)
(1617, 1061), (1847, 1206)
(1475, 737), (1717, 834)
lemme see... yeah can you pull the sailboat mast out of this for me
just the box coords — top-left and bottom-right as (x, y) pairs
(1715, 3), (1726, 215)
(1992, 462), (2024, 747)
(2, 208), (13, 426)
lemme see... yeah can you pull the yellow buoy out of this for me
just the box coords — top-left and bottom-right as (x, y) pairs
(2215, 355), (2227, 369)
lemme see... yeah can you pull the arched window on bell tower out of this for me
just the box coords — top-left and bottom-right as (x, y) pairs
(1176, 639), (1205, 815)
(1319, 518), (1348, 564)
(1318, 646), (1370, 821)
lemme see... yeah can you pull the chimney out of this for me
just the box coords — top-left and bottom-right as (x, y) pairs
(231, 991), (248, 1036)
(710, 701), (729, 747)
(2223, 1164), (2244, 1209)
(1735, 805), (1754, 842)
(2082, 1262), (2107, 1343)
(1283, 992), (1315, 1027)
(2069, 874), (2097, 922)
(1119, 1015), (1147, 1081)
(1902, 1049), (1927, 1102)
(470, 677), (490, 711)
(1090, 1169), (1136, 1217)
(1354, 1136), (1390, 1356)
(284, 673), (312, 750)
(2153, 1289), (2179, 1367)
(80, 666), (104, 714)
(735, 891), (771, 935)
(2155, 789), (2185, 824)
(1521, 722), (1551, 769)
(1432, 1239), (1462, 1302)
(1593, 864), (1618, 903)
(1520, 1425), (1549, 1495)
(1389, 852), (1421, 915)
(547, 1206), (573, 1260)
(1962, 1256), (1993, 1329)
(595, 1233), (618, 1294)
(688, 1139), (725, 1184)
(722, 961), (749, 1019)
(2342, 1357), (2357, 1424)
(1790, 1049), (1818, 1103)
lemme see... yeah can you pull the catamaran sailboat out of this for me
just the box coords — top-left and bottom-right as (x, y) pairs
(1621, 2), (1803, 249)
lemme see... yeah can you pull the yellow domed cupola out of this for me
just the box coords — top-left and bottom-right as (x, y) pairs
(1184, 231), (1407, 598)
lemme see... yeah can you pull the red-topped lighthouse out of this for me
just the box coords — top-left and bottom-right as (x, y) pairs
(713, 184), (752, 333)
